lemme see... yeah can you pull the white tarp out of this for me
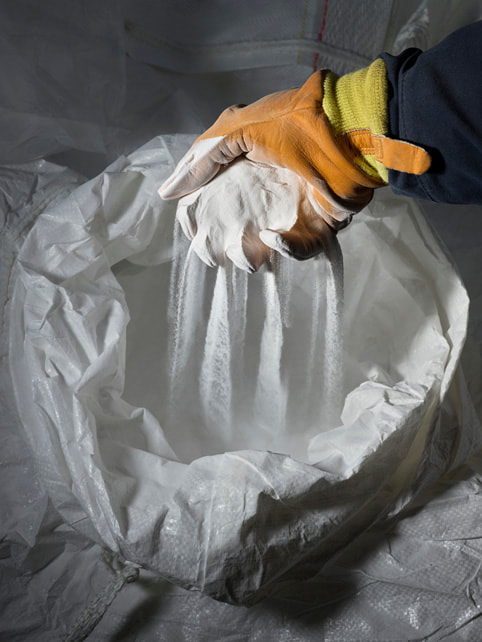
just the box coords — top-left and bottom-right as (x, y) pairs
(7, 135), (472, 607)
(2, 1), (482, 640)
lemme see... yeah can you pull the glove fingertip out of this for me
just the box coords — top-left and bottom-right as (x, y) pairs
(191, 233), (224, 268)
(176, 211), (196, 241)
(157, 184), (175, 200)
(259, 229), (293, 259)
(226, 245), (256, 273)
(192, 247), (216, 268)
(160, 135), (229, 200)
(158, 175), (189, 200)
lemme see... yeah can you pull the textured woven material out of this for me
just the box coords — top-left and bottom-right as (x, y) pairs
(125, 0), (395, 73)
(323, 59), (389, 180)
(3, 3), (482, 640)
(9, 138), (470, 609)
(64, 562), (139, 642)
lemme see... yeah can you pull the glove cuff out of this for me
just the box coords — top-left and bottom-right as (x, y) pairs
(322, 59), (390, 182)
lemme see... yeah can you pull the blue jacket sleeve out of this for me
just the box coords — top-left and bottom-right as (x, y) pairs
(381, 21), (482, 204)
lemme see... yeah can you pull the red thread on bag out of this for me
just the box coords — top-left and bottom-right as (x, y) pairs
(313, 0), (329, 71)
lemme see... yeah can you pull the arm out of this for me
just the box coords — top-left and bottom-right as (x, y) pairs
(382, 20), (482, 204)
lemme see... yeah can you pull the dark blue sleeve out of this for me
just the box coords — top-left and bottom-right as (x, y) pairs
(381, 21), (482, 204)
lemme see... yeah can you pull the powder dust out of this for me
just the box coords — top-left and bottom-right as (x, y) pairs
(164, 220), (344, 463)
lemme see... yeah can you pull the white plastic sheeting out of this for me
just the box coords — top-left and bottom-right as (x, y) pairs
(2, 1), (482, 640)
(7, 134), (470, 608)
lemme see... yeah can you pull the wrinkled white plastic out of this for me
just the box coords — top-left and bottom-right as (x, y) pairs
(9, 134), (469, 605)
(4, 2), (482, 636)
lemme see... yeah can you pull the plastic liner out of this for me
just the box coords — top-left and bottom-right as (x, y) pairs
(8, 134), (470, 605)
(1, 2), (482, 638)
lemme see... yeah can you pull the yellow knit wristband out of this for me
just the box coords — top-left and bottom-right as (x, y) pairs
(322, 58), (389, 182)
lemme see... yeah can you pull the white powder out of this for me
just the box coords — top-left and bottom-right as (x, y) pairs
(254, 257), (287, 435)
(167, 225), (207, 418)
(199, 266), (233, 435)
(166, 220), (344, 460)
(322, 239), (344, 427)
(165, 160), (344, 460)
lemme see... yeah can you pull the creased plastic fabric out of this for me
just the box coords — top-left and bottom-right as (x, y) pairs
(8, 133), (471, 605)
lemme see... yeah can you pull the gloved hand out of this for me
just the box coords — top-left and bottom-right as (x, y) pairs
(175, 158), (337, 272)
(159, 59), (430, 260)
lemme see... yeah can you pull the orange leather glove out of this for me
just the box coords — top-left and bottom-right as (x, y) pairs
(159, 60), (430, 260)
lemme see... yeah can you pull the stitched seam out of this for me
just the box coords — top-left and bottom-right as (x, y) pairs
(337, 129), (376, 155)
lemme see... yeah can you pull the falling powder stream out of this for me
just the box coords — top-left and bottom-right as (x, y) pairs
(167, 224), (207, 416)
(254, 254), (287, 435)
(199, 266), (233, 436)
(166, 220), (344, 458)
(323, 238), (344, 426)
